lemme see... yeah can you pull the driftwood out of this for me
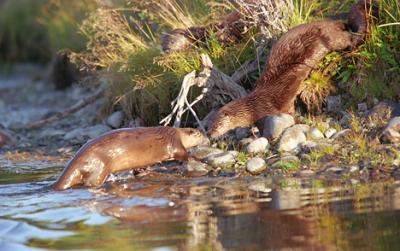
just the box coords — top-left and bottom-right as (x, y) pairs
(26, 88), (104, 129)
(160, 54), (259, 130)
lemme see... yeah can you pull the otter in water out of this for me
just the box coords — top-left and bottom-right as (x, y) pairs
(53, 127), (209, 190)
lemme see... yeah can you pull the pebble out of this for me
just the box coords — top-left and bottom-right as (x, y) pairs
(238, 138), (254, 148)
(296, 169), (315, 177)
(308, 127), (325, 140)
(332, 129), (352, 140)
(206, 152), (237, 168)
(189, 146), (224, 160)
(258, 114), (295, 140)
(278, 124), (309, 152)
(324, 128), (337, 139)
(246, 157), (267, 174)
(235, 127), (251, 140)
(39, 128), (66, 138)
(248, 181), (272, 193)
(246, 137), (269, 154)
(326, 95), (342, 112)
(106, 111), (124, 128)
(357, 102), (368, 112)
(381, 117), (400, 143)
(184, 159), (211, 177)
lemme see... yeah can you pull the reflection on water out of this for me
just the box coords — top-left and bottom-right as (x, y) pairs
(1, 161), (400, 251)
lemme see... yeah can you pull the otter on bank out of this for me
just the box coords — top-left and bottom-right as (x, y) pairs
(208, 0), (378, 138)
(53, 127), (209, 190)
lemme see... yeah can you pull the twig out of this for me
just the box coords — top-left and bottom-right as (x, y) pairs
(160, 54), (248, 128)
(26, 88), (104, 129)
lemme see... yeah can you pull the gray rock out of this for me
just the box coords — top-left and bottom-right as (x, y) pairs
(106, 111), (124, 128)
(280, 155), (300, 163)
(326, 95), (342, 112)
(324, 128), (337, 138)
(248, 181), (272, 193)
(278, 125), (309, 152)
(206, 152), (237, 168)
(235, 127), (251, 140)
(296, 169), (315, 177)
(246, 157), (267, 174)
(39, 128), (66, 138)
(64, 124), (112, 141)
(368, 102), (398, 121)
(258, 114), (295, 139)
(246, 137), (269, 154)
(358, 102), (368, 112)
(189, 146), (224, 160)
(340, 111), (352, 126)
(332, 129), (352, 140)
(381, 117), (400, 143)
(184, 159), (211, 177)
(238, 138), (254, 148)
(308, 127), (324, 140)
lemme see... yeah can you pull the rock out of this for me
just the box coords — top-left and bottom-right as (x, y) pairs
(189, 146), (224, 160)
(339, 111), (352, 126)
(326, 95), (342, 112)
(257, 113), (295, 140)
(206, 152), (237, 168)
(324, 128), (337, 138)
(248, 181), (272, 193)
(246, 157), (267, 174)
(280, 155), (300, 163)
(357, 102), (368, 112)
(184, 159), (211, 177)
(64, 125), (112, 141)
(106, 111), (125, 128)
(325, 167), (345, 176)
(368, 102), (399, 121)
(39, 128), (66, 138)
(246, 137), (269, 154)
(308, 127), (324, 140)
(349, 166), (359, 173)
(296, 169), (315, 178)
(381, 117), (400, 143)
(278, 125), (309, 152)
(332, 129), (352, 140)
(235, 127), (251, 140)
(238, 138), (254, 148)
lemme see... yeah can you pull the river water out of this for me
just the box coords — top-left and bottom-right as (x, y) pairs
(1, 158), (400, 251)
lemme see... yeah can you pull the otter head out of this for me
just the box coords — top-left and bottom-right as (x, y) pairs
(208, 102), (252, 139)
(177, 128), (209, 148)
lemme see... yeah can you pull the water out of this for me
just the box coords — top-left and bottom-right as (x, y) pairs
(1, 159), (400, 251)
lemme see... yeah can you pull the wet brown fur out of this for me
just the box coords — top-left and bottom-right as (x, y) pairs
(53, 127), (208, 190)
(348, 0), (379, 46)
(208, 20), (354, 138)
(208, 0), (378, 138)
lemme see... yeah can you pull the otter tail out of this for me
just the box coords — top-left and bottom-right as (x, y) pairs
(52, 162), (83, 191)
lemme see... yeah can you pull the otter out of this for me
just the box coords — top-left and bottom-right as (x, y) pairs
(53, 127), (209, 190)
(208, 0), (378, 138)
(347, 0), (379, 46)
(208, 20), (354, 138)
